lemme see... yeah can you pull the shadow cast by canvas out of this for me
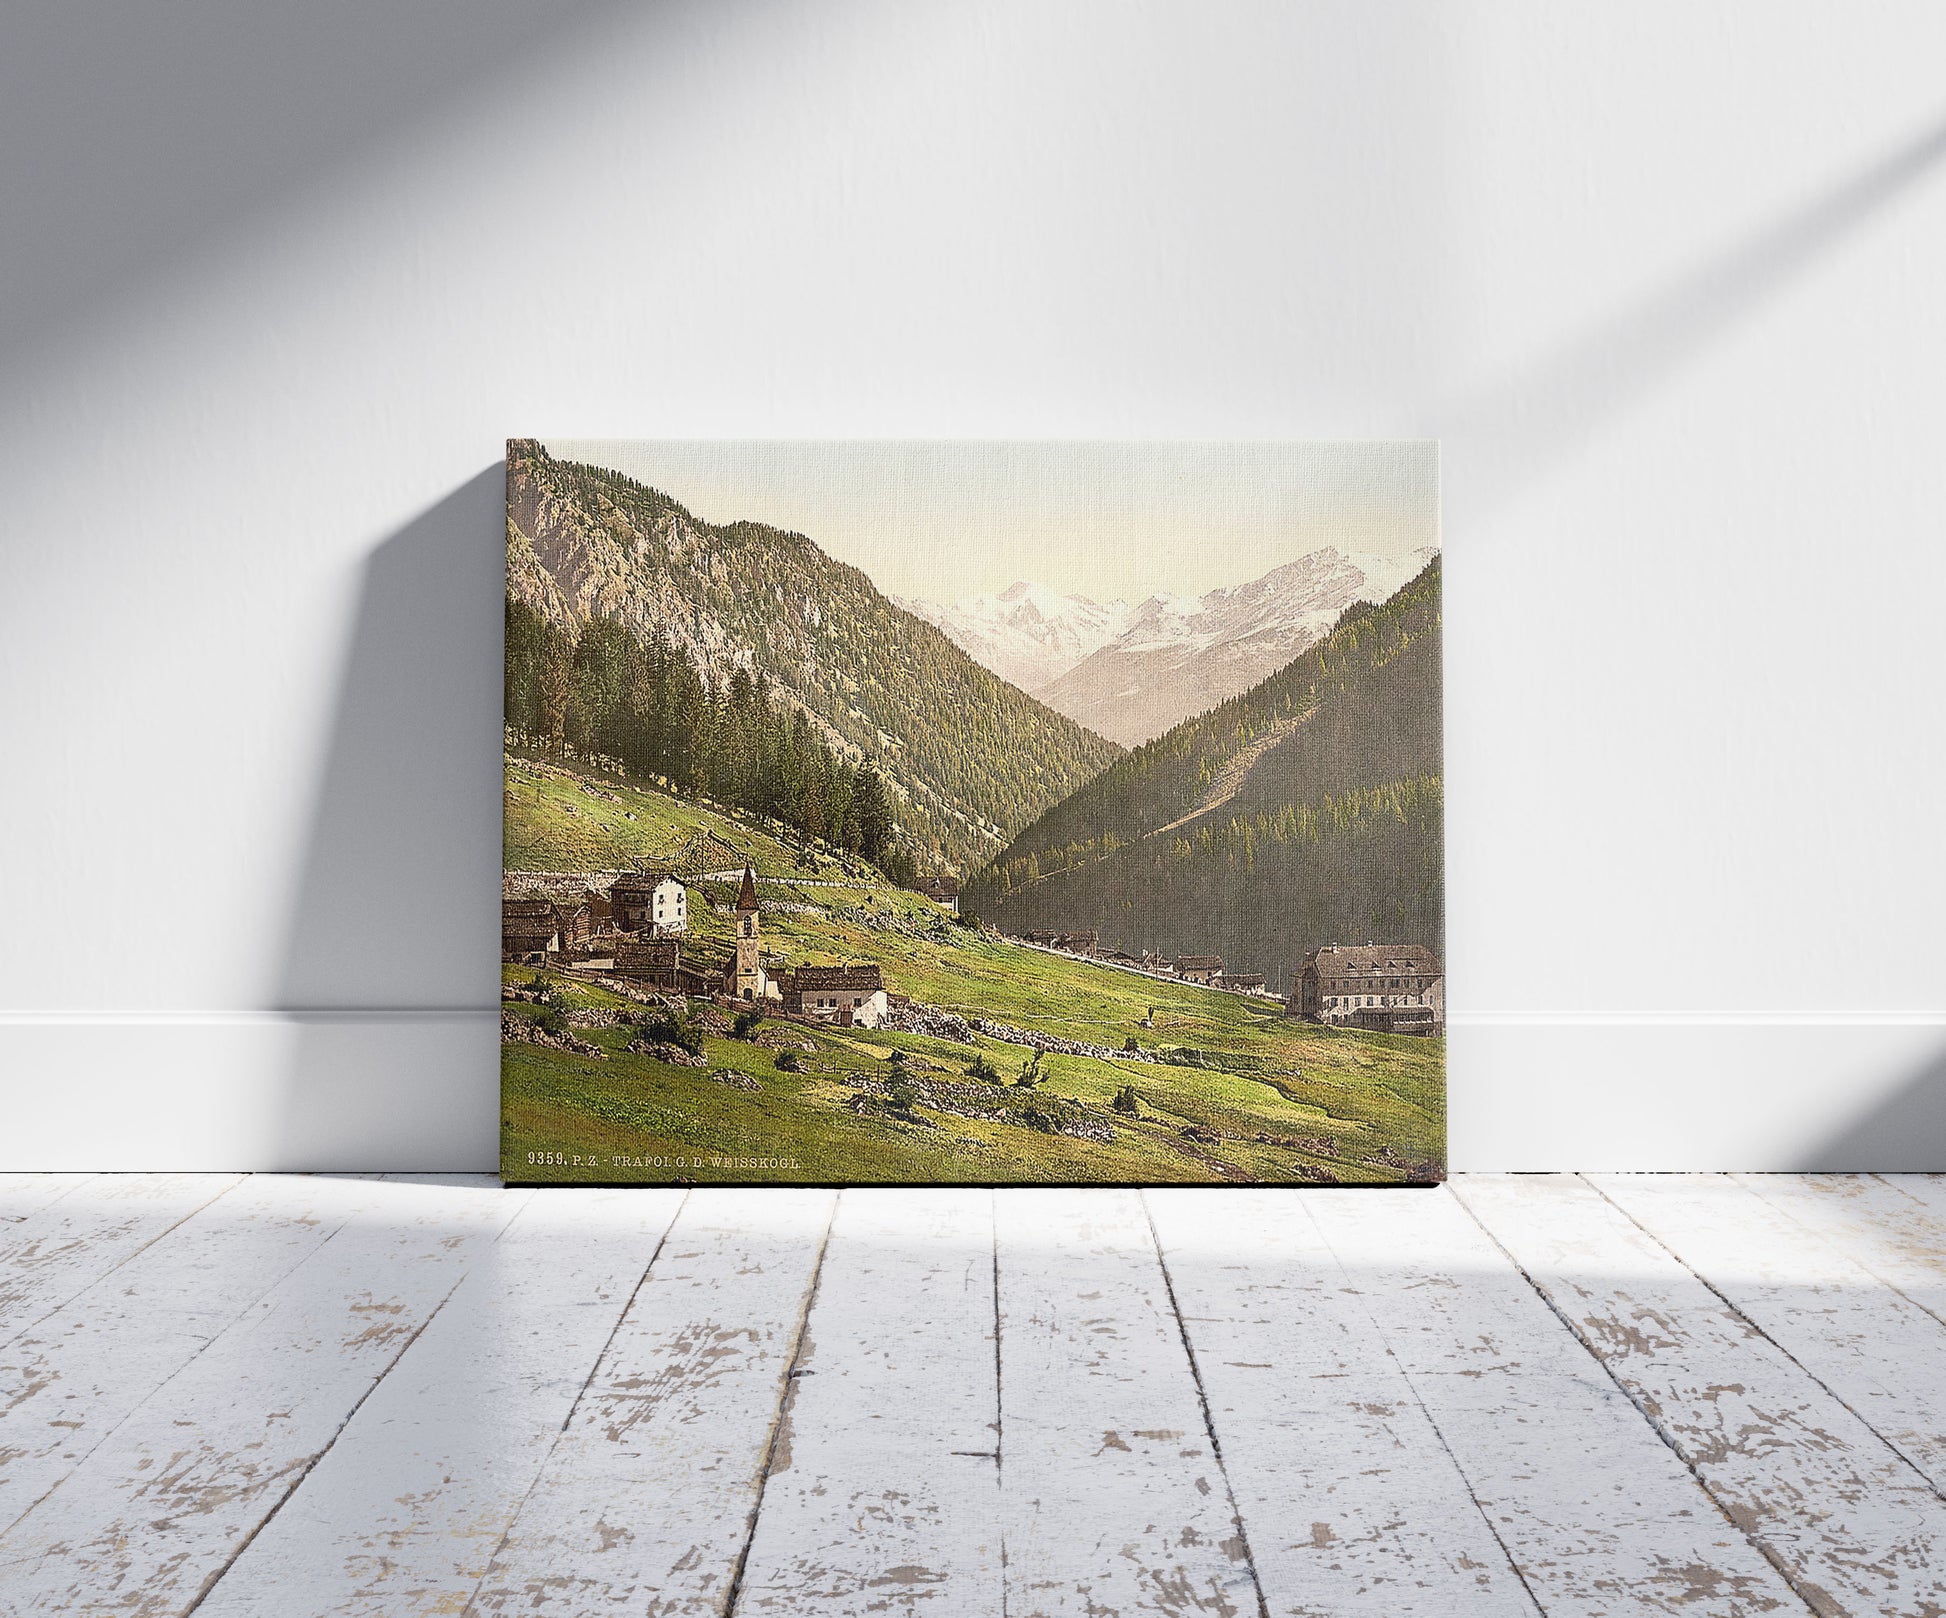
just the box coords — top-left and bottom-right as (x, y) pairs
(270, 468), (505, 1169)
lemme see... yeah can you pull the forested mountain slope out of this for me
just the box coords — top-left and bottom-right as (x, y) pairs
(505, 440), (1121, 871)
(963, 558), (1443, 990)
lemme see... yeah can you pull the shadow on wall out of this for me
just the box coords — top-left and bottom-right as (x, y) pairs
(1445, 109), (1946, 517)
(1796, 1043), (1946, 1173)
(272, 468), (505, 1171)
(0, 0), (642, 377)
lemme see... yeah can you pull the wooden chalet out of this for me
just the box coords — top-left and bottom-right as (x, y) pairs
(613, 937), (713, 994)
(1173, 954), (1224, 984)
(501, 899), (560, 964)
(1016, 928), (1100, 956)
(550, 898), (597, 948)
(915, 874), (961, 912)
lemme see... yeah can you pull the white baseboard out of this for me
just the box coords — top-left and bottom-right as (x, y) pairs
(0, 1013), (498, 1172)
(1, 1013), (1940, 1172)
(1449, 1016), (1946, 1171)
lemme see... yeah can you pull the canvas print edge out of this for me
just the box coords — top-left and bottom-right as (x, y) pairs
(501, 438), (1443, 1187)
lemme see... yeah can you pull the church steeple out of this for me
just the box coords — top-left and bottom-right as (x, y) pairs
(727, 864), (766, 1001)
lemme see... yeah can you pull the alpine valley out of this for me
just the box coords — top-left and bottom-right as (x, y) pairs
(903, 545), (1434, 746)
(963, 556), (1444, 992)
(505, 440), (1120, 873)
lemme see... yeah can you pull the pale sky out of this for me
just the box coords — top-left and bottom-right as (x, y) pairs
(545, 440), (1439, 606)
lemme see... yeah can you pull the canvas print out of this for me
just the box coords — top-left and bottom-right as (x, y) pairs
(502, 440), (1443, 1185)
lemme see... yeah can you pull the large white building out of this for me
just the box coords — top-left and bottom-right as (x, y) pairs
(1290, 943), (1444, 1034)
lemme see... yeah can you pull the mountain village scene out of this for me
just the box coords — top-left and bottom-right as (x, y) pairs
(502, 440), (1444, 1185)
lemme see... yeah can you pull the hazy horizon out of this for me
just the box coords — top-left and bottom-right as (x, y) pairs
(542, 439), (1439, 604)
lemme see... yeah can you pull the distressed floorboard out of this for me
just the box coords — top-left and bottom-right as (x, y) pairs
(0, 1173), (245, 1348)
(1459, 1174), (1946, 1617)
(9, 1175), (1941, 1617)
(193, 1186), (686, 1617)
(0, 1175), (525, 1616)
(1594, 1174), (1946, 1499)
(1876, 1175), (1946, 1221)
(0, 1174), (402, 1535)
(1734, 1175), (1946, 1326)
(1147, 1189), (1539, 1616)
(1310, 1189), (1806, 1616)
(0, 1175), (96, 1224)
(732, 1189), (1003, 1615)
(996, 1188), (1261, 1618)
(465, 1187), (837, 1616)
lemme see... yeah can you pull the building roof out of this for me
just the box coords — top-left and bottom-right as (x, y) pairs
(789, 963), (884, 993)
(503, 904), (559, 944)
(505, 872), (610, 902)
(917, 875), (961, 898)
(1224, 971), (1267, 986)
(1175, 955), (1224, 971)
(611, 868), (679, 894)
(736, 865), (759, 910)
(1303, 943), (1442, 976)
(615, 939), (682, 969)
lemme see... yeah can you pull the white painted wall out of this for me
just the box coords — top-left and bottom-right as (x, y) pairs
(3, 1), (1942, 1170)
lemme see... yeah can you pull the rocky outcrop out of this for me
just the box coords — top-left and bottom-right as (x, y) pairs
(845, 1071), (1115, 1143)
(501, 1010), (606, 1060)
(752, 1028), (818, 1052)
(623, 1038), (709, 1067)
(970, 1018), (1167, 1065)
(710, 1070), (762, 1091)
(881, 1004), (979, 1044)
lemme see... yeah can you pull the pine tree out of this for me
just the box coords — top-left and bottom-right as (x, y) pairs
(537, 638), (572, 741)
(852, 762), (892, 862)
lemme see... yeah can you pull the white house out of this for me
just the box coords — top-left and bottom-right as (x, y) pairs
(783, 963), (891, 1028)
(610, 869), (688, 936)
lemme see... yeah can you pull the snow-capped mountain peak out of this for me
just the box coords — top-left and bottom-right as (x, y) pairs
(901, 544), (1436, 747)
(1036, 544), (1435, 743)
(896, 583), (1131, 695)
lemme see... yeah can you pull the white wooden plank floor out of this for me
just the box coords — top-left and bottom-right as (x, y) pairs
(1, 1177), (1943, 1616)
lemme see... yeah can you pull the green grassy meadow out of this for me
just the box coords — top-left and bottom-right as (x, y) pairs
(502, 752), (1445, 1185)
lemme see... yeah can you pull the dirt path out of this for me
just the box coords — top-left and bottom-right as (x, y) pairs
(1160, 1129), (1258, 1181)
(1146, 707), (1312, 841)
(1001, 707), (1316, 896)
